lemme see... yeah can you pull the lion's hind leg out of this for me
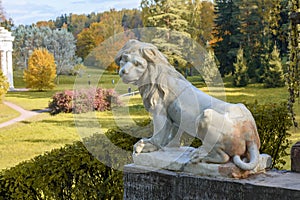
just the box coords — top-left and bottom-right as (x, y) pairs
(191, 108), (231, 164)
(190, 145), (230, 164)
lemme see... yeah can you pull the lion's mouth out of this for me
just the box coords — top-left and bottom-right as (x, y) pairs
(121, 76), (137, 84)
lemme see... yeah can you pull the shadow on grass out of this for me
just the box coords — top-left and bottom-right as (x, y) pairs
(7, 90), (57, 99)
(41, 119), (76, 127)
(21, 121), (32, 124)
(20, 139), (74, 143)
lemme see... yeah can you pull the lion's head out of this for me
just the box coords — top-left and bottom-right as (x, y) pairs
(115, 39), (187, 111)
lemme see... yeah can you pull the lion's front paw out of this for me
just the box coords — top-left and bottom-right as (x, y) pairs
(190, 147), (208, 163)
(133, 139), (159, 155)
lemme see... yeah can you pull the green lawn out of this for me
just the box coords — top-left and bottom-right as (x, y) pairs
(0, 113), (80, 170)
(0, 103), (20, 123)
(0, 69), (299, 171)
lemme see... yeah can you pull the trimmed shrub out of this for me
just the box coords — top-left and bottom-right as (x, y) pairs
(48, 90), (74, 115)
(48, 88), (122, 115)
(0, 141), (124, 200)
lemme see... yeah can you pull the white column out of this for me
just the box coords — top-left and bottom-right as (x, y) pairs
(6, 50), (14, 89)
(1, 50), (7, 76)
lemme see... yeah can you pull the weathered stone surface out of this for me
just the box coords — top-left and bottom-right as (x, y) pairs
(124, 164), (300, 200)
(291, 141), (300, 172)
(133, 146), (272, 178)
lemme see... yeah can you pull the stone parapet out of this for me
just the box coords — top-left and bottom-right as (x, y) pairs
(124, 164), (300, 200)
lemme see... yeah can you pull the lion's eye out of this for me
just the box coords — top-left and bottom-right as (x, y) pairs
(120, 60), (125, 66)
(133, 60), (139, 66)
(122, 54), (130, 62)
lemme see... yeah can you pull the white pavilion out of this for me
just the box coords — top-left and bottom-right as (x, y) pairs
(0, 26), (14, 90)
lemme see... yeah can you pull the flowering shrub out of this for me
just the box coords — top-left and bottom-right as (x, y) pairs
(48, 90), (74, 115)
(49, 88), (122, 115)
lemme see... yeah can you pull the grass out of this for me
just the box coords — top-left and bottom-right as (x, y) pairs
(0, 68), (299, 171)
(0, 67), (138, 170)
(0, 103), (20, 123)
(0, 113), (80, 170)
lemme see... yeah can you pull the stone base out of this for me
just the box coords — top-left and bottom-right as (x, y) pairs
(124, 164), (300, 200)
(133, 147), (272, 178)
(291, 141), (300, 172)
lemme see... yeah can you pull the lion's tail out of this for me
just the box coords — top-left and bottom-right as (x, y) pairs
(233, 142), (259, 171)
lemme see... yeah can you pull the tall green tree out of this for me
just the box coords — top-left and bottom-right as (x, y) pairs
(278, 0), (290, 56)
(202, 45), (219, 83)
(121, 9), (143, 39)
(233, 47), (248, 87)
(184, 0), (202, 42)
(238, 0), (264, 80)
(213, 0), (242, 77)
(142, 0), (189, 33)
(263, 44), (285, 88)
(141, 0), (191, 69)
(286, 0), (300, 127)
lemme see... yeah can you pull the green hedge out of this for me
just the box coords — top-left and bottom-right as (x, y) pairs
(0, 141), (124, 200)
(0, 102), (292, 198)
(0, 120), (148, 200)
(245, 101), (292, 169)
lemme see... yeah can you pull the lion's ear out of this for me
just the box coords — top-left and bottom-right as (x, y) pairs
(114, 52), (122, 66)
(140, 47), (157, 62)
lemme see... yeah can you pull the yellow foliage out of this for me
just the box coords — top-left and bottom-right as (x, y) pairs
(0, 71), (9, 102)
(23, 48), (56, 91)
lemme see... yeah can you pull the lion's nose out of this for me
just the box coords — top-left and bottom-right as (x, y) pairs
(119, 68), (128, 76)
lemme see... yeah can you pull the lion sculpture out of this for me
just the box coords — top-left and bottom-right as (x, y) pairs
(115, 39), (260, 171)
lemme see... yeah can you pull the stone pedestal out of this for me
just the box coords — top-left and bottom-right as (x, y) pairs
(291, 141), (300, 173)
(124, 164), (300, 200)
(133, 147), (272, 178)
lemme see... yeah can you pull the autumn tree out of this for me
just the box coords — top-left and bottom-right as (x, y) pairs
(36, 21), (56, 29)
(68, 14), (90, 37)
(0, 71), (9, 102)
(199, 1), (215, 45)
(76, 23), (104, 60)
(24, 48), (56, 91)
(76, 9), (127, 61)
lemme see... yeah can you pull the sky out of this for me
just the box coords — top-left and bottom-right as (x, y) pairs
(2, 0), (141, 25)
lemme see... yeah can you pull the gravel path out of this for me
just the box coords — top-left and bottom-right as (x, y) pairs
(0, 101), (49, 128)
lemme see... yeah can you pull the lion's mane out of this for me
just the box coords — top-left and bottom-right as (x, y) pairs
(115, 39), (187, 111)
